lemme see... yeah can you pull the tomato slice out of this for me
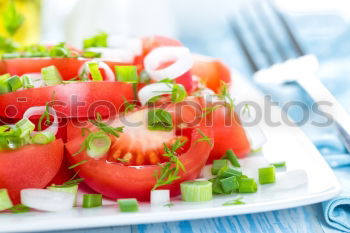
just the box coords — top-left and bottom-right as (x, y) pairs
(65, 99), (212, 201)
(0, 139), (64, 203)
(191, 54), (231, 93)
(3, 58), (131, 80)
(0, 81), (134, 119)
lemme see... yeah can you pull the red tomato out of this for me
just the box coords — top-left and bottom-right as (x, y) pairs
(48, 155), (75, 186)
(191, 54), (231, 93)
(204, 103), (251, 164)
(0, 82), (134, 119)
(0, 139), (64, 203)
(65, 101), (212, 201)
(141, 35), (182, 57)
(3, 58), (131, 80)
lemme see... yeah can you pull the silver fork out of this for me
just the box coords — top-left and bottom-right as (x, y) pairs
(230, 0), (350, 152)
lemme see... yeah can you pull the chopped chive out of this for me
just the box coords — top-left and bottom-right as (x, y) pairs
(41, 65), (63, 86)
(69, 160), (88, 169)
(211, 159), (229, 175)
(181, 180), (213, 202)
(87, 62), (103, 81)
(82, 194), (103, 208)
(223, 149), (240, 167)
(270, 161), (286, 168)
(218, 167), (242, 178)
(117, 198), (139, 212)
(147, 109), (173, 131)
(7, 75), (22, 91)
(22, 75), (34, 88)
(0, 189), (13, 211)
(258, 166), (276, 184)
(238, 178), (258, 193)
(220, 176), (239, 194)
(15, 118), (35, 138)
(9, 204), (30, 214)
(32, 132), (55, 144)
(115, 66), (138, 83)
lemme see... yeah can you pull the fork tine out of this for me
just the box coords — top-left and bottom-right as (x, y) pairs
(230, 17), (259, 72)
(250, 0), (289, 62)
(266, 0), (305, 56)
(239, 6), (275, 67)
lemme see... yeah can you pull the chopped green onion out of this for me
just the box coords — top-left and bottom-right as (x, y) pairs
(238, 178), (258, 193)
(171, 84), (187, 103)
(82, 194), (103, 208)
(218, 167), (242, 178)
(15, 118), (35, 137)
(181, 180), (213, 202)
(83, 32), (108, 49)
(9, 204), (30, 213)
(82, 50), (101, 58)
(21, 75), (34, 88)
(115, 66), (138, 83)
(86, 132), (111, 158)
(223, 150), (240, 167)
(41, 65), (63, 86)
(87, 62), (103, 81)
(32, 132), (55, 144)
(147, 109), (173, 131)
(49, 43), (71, 58)
(0, 189), (13, 211)
(270, 161), (286, 168)
(258, 166), (276, 184)
(7, 75), (22, 91)
(211, 159), (229, 175)
(0, 73), (10, 81)
(47, 184), (78, 206)
(0, 78), (10, 94)
(0, 136), (25, 150)
(117, 198), (139, 212)
(209, 178), (224, 194)
(220, 176), (239, 194)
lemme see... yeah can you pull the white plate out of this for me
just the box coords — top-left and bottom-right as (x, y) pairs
(0, 73), (341, 233)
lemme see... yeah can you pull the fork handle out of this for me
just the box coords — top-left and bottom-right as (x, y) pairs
(297, 75), (350, 135)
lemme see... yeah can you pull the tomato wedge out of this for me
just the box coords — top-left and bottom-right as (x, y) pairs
(0, 139), (64, 204)
(192, 54), (231, 93)
(0, 81), (134, 119)
(3, 58), (131, 80)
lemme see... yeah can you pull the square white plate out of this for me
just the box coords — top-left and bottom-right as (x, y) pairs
(0, 73), (341, 233)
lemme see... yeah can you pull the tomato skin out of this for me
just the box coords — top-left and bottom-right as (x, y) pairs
(205, 106), (250, 164)
(141, 35), (182, 57)
(0, 81), (134, 119)
(191, 54), (231, 93)
(65, 123), (212, 201)
(48, 153), (75, 186)
(3, 58), (131, 80)
(0, 139), (64, 204)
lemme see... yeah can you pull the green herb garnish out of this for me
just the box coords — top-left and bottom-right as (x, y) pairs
(195, 129), (212, 146)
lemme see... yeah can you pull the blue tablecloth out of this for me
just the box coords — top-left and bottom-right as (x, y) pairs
(54, 8), (350, 233)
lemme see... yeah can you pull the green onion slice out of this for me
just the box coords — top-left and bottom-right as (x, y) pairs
(32, 132), (55, 144)
(181, 180), (213, 202)
(115, 65), (138, 83)
(86, 132), (111, 158)
(223, 149), (240, 167)
(239, 178), (258, 193)
(83, 32), (108, 49)
(87, 62), (103, 81)
(117, 198), (139, 212)
(47, 184), (79, 206)
(15, 118), (35, 138)
(258, 166), (276, 184)
(22, 75), (34, 88)
(211, 159), (229, 175)
(147, 109), (173, 131)
(0, 189), (13, 211)
(270, 161), (286, 168)
(41, 65), (63, 86)
(82, 194), (103, 208)
(7, 75), (22, 91)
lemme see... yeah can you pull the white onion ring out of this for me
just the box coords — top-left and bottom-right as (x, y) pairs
(138, 82), (175, 106)
(23, 106), (59, 136)
(78, 60), (115, 82)
(87, 47), (135, 63)
(21, 189), (74, 212)
(144, 46), (193, 81)
(151, 190), (170, 206)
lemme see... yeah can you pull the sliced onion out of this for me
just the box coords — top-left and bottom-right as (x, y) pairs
(138, 82), (174, 106)
(23, 106), (59, 136)
(87, 47), (135, 63)
(25, 73), (44, 88)
(144, 46), (193, 81)
(150, 190), (170, 206)
(78, 60), (115, 82)
(21, 189), (74, 212)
